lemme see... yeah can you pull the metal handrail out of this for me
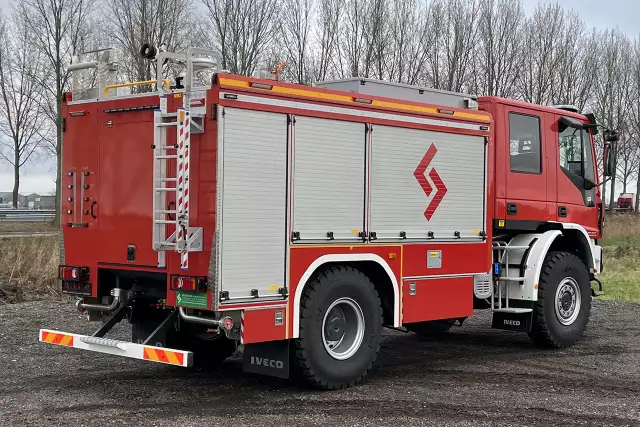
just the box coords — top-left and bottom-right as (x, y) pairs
(103, 79), (171, 97)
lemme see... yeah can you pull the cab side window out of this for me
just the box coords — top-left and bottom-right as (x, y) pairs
(509, 113), (542, 174)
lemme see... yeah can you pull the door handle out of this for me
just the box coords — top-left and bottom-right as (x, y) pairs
(90, 201), (97, 219)
(507, 203), (518, 215)
(558, 206), (567, 217)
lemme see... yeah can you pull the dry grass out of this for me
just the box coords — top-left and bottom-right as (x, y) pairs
(0, 236), (60, 303)
(1, 215), (639, 304)
(0, 221), (59, 233)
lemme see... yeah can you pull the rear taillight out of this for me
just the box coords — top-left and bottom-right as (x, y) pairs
(59, 265), (88, 281)
(59, 265), (91, 295)
(170, 275), (207, 293)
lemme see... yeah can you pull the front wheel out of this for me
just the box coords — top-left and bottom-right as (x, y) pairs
(528, 251), (591, 348)
(292, 266), (383, 390)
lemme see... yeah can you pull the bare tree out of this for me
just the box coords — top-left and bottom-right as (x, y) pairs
(311, 0), (342, 82)
(0, 14), (49, 208)
(629, 37), (640, 212)
(280, 0), (313, 84)
(339, 0), (369, 77)
(201, 0), (281, 76)
(362, 0), (388, 80)
(518, 3), (564, 104)
(472, 0), (524, 97)
(17, 0), (94, 225)
(592, 29), (632, 212)
(106, 0), (194, 88)
(552, 19), (598, 110)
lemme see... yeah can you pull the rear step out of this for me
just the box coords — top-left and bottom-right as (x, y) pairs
(39, 329), (193, 367)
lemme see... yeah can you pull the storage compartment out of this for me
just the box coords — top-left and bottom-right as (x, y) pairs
(218, 108), (288, 300)
(292, 116), (366, 241)
(402, 276), (474, 324)
(369, 125), (486, 240)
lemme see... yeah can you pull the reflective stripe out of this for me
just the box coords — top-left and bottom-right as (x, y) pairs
(220, 92), (488, 132)
(39, 329), (192, 367)
(218, 77), (491, 123)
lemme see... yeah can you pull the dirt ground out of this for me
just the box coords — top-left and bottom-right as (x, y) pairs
(0, 299), (638, 427)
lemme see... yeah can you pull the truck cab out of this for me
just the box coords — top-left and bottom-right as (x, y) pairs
(480, 98), (602, 238)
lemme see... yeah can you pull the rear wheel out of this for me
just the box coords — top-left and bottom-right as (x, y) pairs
(293, 266), (383, 390)
(528, 251), (591, 348)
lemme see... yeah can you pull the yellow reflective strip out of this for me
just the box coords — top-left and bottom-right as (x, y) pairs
(453, 111), (491, 122)
(372, 99), (438, 114)
(164, 351), (180, 365)
(60, 335), (73, 347)
(219, 77), (491, 123)
(145, 347), (159, 361)
(219, 78), (353, 103)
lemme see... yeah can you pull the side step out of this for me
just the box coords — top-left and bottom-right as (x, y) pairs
(39, 329), (193, 367)
(491, 308), (533, 333)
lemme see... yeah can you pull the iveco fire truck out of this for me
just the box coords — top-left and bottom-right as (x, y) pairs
(40, 47), (618, 389)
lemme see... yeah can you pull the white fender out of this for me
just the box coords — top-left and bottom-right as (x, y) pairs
(504, 223), (599, 302)
(291, 254), (400, 339)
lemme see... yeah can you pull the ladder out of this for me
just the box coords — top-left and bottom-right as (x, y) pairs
(152, 108), (203, 269)
(491, 241), (533, 314)
(151, 48), (221, 269)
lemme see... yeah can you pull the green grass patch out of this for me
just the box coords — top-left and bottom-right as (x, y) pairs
(599, 245), (640, 302)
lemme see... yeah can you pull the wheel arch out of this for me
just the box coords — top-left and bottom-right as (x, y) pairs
(292, 254), (400, 339)
(512, 223), (595, 302)
(548, 223), (595, 271)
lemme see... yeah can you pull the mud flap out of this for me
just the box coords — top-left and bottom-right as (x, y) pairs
(242, 339), (290, 379)
(491, 311), (533, 332)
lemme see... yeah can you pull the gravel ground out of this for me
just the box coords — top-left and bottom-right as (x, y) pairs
(0, 299), (639, 427)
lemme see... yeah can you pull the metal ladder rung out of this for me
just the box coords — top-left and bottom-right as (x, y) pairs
(159, 146), (178, 150)
(497, 277), (525, 282)
(159, 178), (177, 182)
(154, 242), (177, 249)
(155, 210), (177, 214)
(155, 188), (176, 192)
(154, 220), (175, 225)
(155, 155), (178, 160)
(156, 122), (178, 127)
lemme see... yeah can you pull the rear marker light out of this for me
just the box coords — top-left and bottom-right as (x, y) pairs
(353, 97), (373, 104)
(222, 317), (234, 330)
(170, 275), (207, 293)
(250, 82), (273, 90)
(438, 109), (454, 115)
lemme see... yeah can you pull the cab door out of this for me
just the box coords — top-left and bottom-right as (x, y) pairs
(555, 116), (599, 235)
(503, 106), (556, 228)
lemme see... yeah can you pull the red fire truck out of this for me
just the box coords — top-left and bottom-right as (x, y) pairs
(40, 47), (618, 389)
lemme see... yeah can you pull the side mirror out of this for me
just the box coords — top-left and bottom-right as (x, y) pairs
(603, 142), (616, 177)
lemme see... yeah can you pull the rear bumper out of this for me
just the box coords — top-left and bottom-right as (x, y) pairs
(39, 329), (193, 367)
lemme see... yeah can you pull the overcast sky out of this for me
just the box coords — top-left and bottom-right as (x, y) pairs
(0, 0), (638, 193)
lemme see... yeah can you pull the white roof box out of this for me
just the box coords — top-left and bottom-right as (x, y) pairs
(314, 77), (478, 110)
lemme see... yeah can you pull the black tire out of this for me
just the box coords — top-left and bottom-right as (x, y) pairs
(175, 324), (238, 368)
(132, 320), (237, 368)
(406, 319), (455, 336)
(293, 266), (383, 390)
(528, 251), (591, 349)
